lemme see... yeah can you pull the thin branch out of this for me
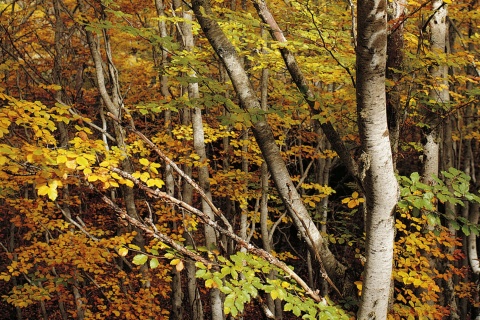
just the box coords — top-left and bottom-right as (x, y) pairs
(107, 112), (234, 233)
(108, 168), (325, 302)
(88, 181), (214, 267)
(56, 202), (99, 241)
(304, 0), (356, 88)
(390, 0), (433, 35)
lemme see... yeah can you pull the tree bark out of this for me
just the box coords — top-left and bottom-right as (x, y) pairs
(355, 1), (398, 319)
(184, 7), (224, 318)
(190, 0), (347, 292)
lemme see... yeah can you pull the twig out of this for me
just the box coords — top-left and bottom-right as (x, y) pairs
(106, 112), (234, 233)
(107, 167), (325, 302)
(87, 181), (214, 268)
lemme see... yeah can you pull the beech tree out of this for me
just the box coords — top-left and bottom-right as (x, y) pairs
(355, 0), (398, 318)
(1, 0), (480, 319)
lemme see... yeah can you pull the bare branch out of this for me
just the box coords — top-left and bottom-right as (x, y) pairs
(108, 167), (325, 303)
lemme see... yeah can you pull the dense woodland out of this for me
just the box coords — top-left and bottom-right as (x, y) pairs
(0, 0), (479, 319)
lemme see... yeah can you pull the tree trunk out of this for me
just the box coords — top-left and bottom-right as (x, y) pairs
(183, 7), (224, 318)
(190, 0), (347, 292)
(356, 1), (398, 319)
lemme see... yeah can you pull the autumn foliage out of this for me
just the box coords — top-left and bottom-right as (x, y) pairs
(0, 0), (479, 319)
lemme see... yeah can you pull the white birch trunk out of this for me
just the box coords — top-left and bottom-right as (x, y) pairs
(356, 1), (398, 319)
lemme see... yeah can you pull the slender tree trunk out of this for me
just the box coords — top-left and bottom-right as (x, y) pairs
(421, 0), (448, 185)
(316, 135), (332, 296)
(183, 8), (224, 319)
(154, 0), (184, 317)
(356, 1), (398, 319)
(190, 0), (348, 292)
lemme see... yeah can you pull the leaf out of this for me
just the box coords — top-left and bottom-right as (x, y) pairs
(139, 158), (149, 166)
(118, 247), (128, 256)
(164, 252), (175, 259)
(56, 155), (67, 164)
(76, 156), (89, 167)
(426, 214), (437, 226)
(270, 289), (278, 300)
(128, 244), (141, 251)
(65, 160), (77, 169)
(146, 178), (165, 188)
(37, 181), (59, 201)
(461, 225), (470, 236)
(150, 258), (160, 269)
(132, 254), (148, 265)
(175, 260), (184, 272)
(37, 185), (50, 196)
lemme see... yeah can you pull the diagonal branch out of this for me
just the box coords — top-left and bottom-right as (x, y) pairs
(108, 167), (324, 302)
(107, 112), (233, 233)
(251, 0), (360, 182)
(88, 181), (214, 267)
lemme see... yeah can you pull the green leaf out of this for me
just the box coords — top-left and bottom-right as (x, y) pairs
(195, 269), (207, 278)
(426, 214), (438, 226)
(128, 244), (141, 251)
(410, 172), (420, 184)
(149, 258), (160, 269)
(132, 254), (148, 265)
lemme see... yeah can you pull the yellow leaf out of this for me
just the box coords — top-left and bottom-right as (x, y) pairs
(150, 164), (158, 174)
(37, 185), (50, 196)
(38, 182), (59, 201)
(139, 158), (149, 166)
(270, 290), (278, 300)
(47, 187), (58, 201)
(56, 155), (67, 164)
(175, 260), (184, 272)
(205, 278), (214, 288)
(146, 178), (165, 188)
(111, 172), (121, 179)
(118, 247), (128, 257)
(140, 172), (150, 182)
(76, 156), (89, 167)
(132, 172), (141, 179)
(352, 191), (359, 199)
(88, 175), (99, 182)
(347, 200), (357, 208)
(65, 160), (77, 169)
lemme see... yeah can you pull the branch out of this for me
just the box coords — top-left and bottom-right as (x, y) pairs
(88, 182), (214, 267)
(107, 112), (234, 233)
(251, 0), (360, 182)
(304, 0), (356, 87)
(109, 167), (324, 303)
